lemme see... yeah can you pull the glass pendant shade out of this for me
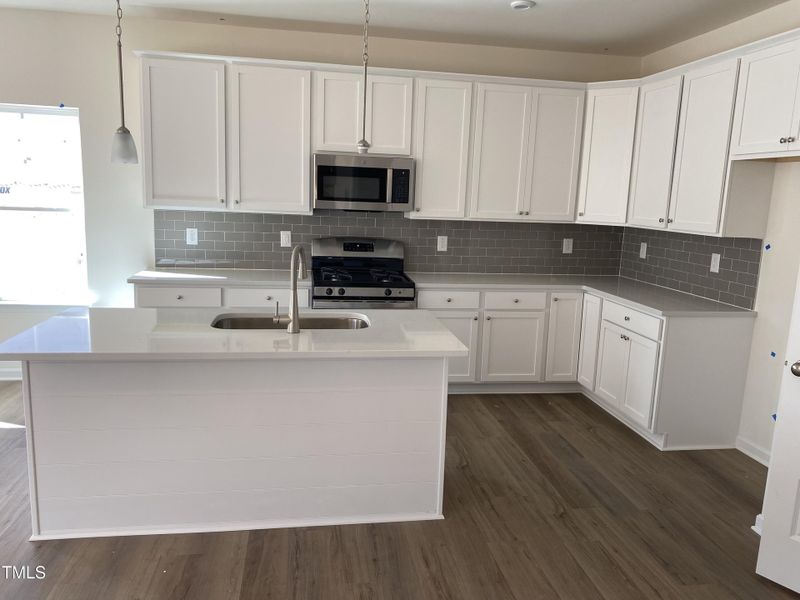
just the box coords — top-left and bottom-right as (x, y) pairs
(111, 126), (138, 164)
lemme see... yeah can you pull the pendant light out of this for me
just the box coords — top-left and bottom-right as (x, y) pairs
(356, 0), (371, 154)
(111, 0), (138, 164)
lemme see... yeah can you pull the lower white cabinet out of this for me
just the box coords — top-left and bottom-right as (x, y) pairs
(577, 293), (602, 390)
(595, 320), (659, 428)
(432, 311), (480, 382)
(480, 311), (546, 382)
(545, 292), (583, 382)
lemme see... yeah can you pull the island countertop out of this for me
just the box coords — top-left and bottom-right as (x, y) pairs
(129, 269), (754, 318)
(0, 307), (468, 361)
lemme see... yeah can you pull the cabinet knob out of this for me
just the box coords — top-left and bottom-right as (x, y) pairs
(578, 212), (584, 217)
(789, 137), (796, 143)
(176, 295), (184, 300)
(415, 207), (421, 212)
(518, 211), (524, 215)
(473, 316), (478, 321)
(553, 297), (559, 302)
(219, 198), (225, 204)
(524, 211), (530, 215)
(667, 218), (674, 223)
(780, 137), (788, 144)
(486, 316), (492, 321)
(620, 334), (630, 341)
(624, 316), (630, 321)
(513, 298), (520, 303)
(266, 296), (273, 301)
(791, 361), (800, 377)
(234, 199), (240, 205)
(658, 218), (665, 223)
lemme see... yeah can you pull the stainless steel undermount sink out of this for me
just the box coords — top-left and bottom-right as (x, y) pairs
(210, 313), (370, 330)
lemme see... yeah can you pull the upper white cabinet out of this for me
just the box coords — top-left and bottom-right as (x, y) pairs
(227, 65), (311, 214)
(627, 76), (683, 229)
(526, 88), (585, 221)
(411, 79), (472, 219)
(545, 292), (583, 382)
(576, 86), (639, 225)
(668, 59), (739, 234)
(731, 40), (800, 156)
(312, 71), (413, 155)
(469, 84), (584, 222)
(142, 57), (226, 209)
(469, 83), (533, 220)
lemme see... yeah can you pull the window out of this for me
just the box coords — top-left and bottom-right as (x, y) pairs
(0, 104), (90, 304)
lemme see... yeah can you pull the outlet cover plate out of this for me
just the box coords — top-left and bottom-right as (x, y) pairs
(562, 238), (573, 254)
(639, 242), (647, 259)
(710, 253), (721, 273)
(280, 231), (292, 248)
(185, 228), (198, 246)
(437, 236), (448, 252)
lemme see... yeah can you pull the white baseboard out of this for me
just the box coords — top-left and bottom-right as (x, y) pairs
(448, 382), (581, 395)
(0, 361), (21, 381)
(736, 436), (771, 467)
(30, 512), (444, 541)
(752, 513), (764, 536)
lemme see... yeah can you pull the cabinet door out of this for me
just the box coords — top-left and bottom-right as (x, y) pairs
(731, 41), (800, 156)
(668, 59), (739, 234)
(312, 71), (362, 152)
(142, 58), (226, 209)
(545, 292), (583, 382)
(411, 79), (472, 219)
(627, 76), (683, 229)
(433, 311), (479, 382)
(366, 75), (413, 155)
(525, 88), (585, 221)
(469, 84), (533, 220)
(577, 294), (603, 390)
(576, 87), (638, 224)
(620, 331), (659, 429)
(227, 65), (311, 214)
(595, 320), (630, 407)
(480, 311), (545, 382)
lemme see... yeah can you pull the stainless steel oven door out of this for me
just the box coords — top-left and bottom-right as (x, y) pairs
(313, 153), (414, 212)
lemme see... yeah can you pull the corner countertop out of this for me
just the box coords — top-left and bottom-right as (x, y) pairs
(129, 269), (754, 318)
(0, 307), (468, 361)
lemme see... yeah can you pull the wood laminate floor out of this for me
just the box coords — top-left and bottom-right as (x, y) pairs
(0, 381), (793, 600)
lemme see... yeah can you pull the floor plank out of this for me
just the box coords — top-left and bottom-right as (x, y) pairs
(0, 385), (793, 600)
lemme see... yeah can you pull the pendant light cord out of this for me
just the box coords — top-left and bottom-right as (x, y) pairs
(359, 0), (370, 150)
(116, 0), (127, 129)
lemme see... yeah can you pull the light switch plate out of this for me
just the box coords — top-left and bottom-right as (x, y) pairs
(185, 228), (198, 246)
(639, 242), (647, 259)
(437, 236), (448, 252)
(710, 253), (721, 273)
(562, 238), (573, 254)
(280, 231), (292, 248)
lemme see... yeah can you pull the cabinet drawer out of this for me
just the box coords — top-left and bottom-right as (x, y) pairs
(224, 288), (308, 309)
(602, 300), (662, 340)
(135, 286), (222, 308)
(484, 291), (546, 310)
(417, 290), (480, 310)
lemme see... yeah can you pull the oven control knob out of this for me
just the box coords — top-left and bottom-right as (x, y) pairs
(384, 288), (393, 296)
(337, 288), (346, 296)
(325, 288), (333, 296)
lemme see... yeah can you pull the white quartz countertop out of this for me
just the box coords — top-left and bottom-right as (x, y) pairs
(129, 269), (754, 318)
(0, 307), (468, 361)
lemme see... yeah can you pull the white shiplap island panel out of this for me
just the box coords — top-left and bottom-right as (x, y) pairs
(0, 308), (465, 540)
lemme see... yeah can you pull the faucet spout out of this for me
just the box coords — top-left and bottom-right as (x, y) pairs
(287, 245), (307, 334)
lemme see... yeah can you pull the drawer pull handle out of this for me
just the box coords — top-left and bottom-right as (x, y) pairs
(266, 296), (273, 301)
(176, 295), (184, 300)
(624, 316), (630, 321)
(446, 297), (453, 303)
(513, 298), (520, 303)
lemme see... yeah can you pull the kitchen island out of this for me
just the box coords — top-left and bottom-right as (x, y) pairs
(0, 307), (467, 540)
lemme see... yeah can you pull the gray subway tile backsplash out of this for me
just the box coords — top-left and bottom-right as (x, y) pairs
(154, 210), (762, 309)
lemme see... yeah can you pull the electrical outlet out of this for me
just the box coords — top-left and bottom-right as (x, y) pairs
(437, 235), (448, 252)
(280, 231), (292, 248)
(185, 228), (198, 246)
(562, 238), (573, 254)
(710, 253), (721, 273)
(639, 242), (647, 259)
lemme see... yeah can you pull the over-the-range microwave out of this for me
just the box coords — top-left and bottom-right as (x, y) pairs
(313, 153), (415, 212)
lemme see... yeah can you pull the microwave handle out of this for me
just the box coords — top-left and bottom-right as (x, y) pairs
(386, 169), (393, 204)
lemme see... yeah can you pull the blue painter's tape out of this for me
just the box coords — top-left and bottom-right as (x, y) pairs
(771, 351), (777, 357)
(772, 413), (777, 422)
(765, 243), (772, 250)
(59, 103), (64, 108)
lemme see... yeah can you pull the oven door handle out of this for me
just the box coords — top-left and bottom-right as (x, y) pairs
(386, 168), (393, 205)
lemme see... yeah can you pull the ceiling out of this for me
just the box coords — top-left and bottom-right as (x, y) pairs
(0, 0), (791, 55)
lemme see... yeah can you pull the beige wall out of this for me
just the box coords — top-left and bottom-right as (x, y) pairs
(737, 162), (800, 465)
(641, 0), (800, 75)
(0, 8), (640, 306)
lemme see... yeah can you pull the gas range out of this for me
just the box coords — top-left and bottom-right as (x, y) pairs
(311, 238), (416, 309)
